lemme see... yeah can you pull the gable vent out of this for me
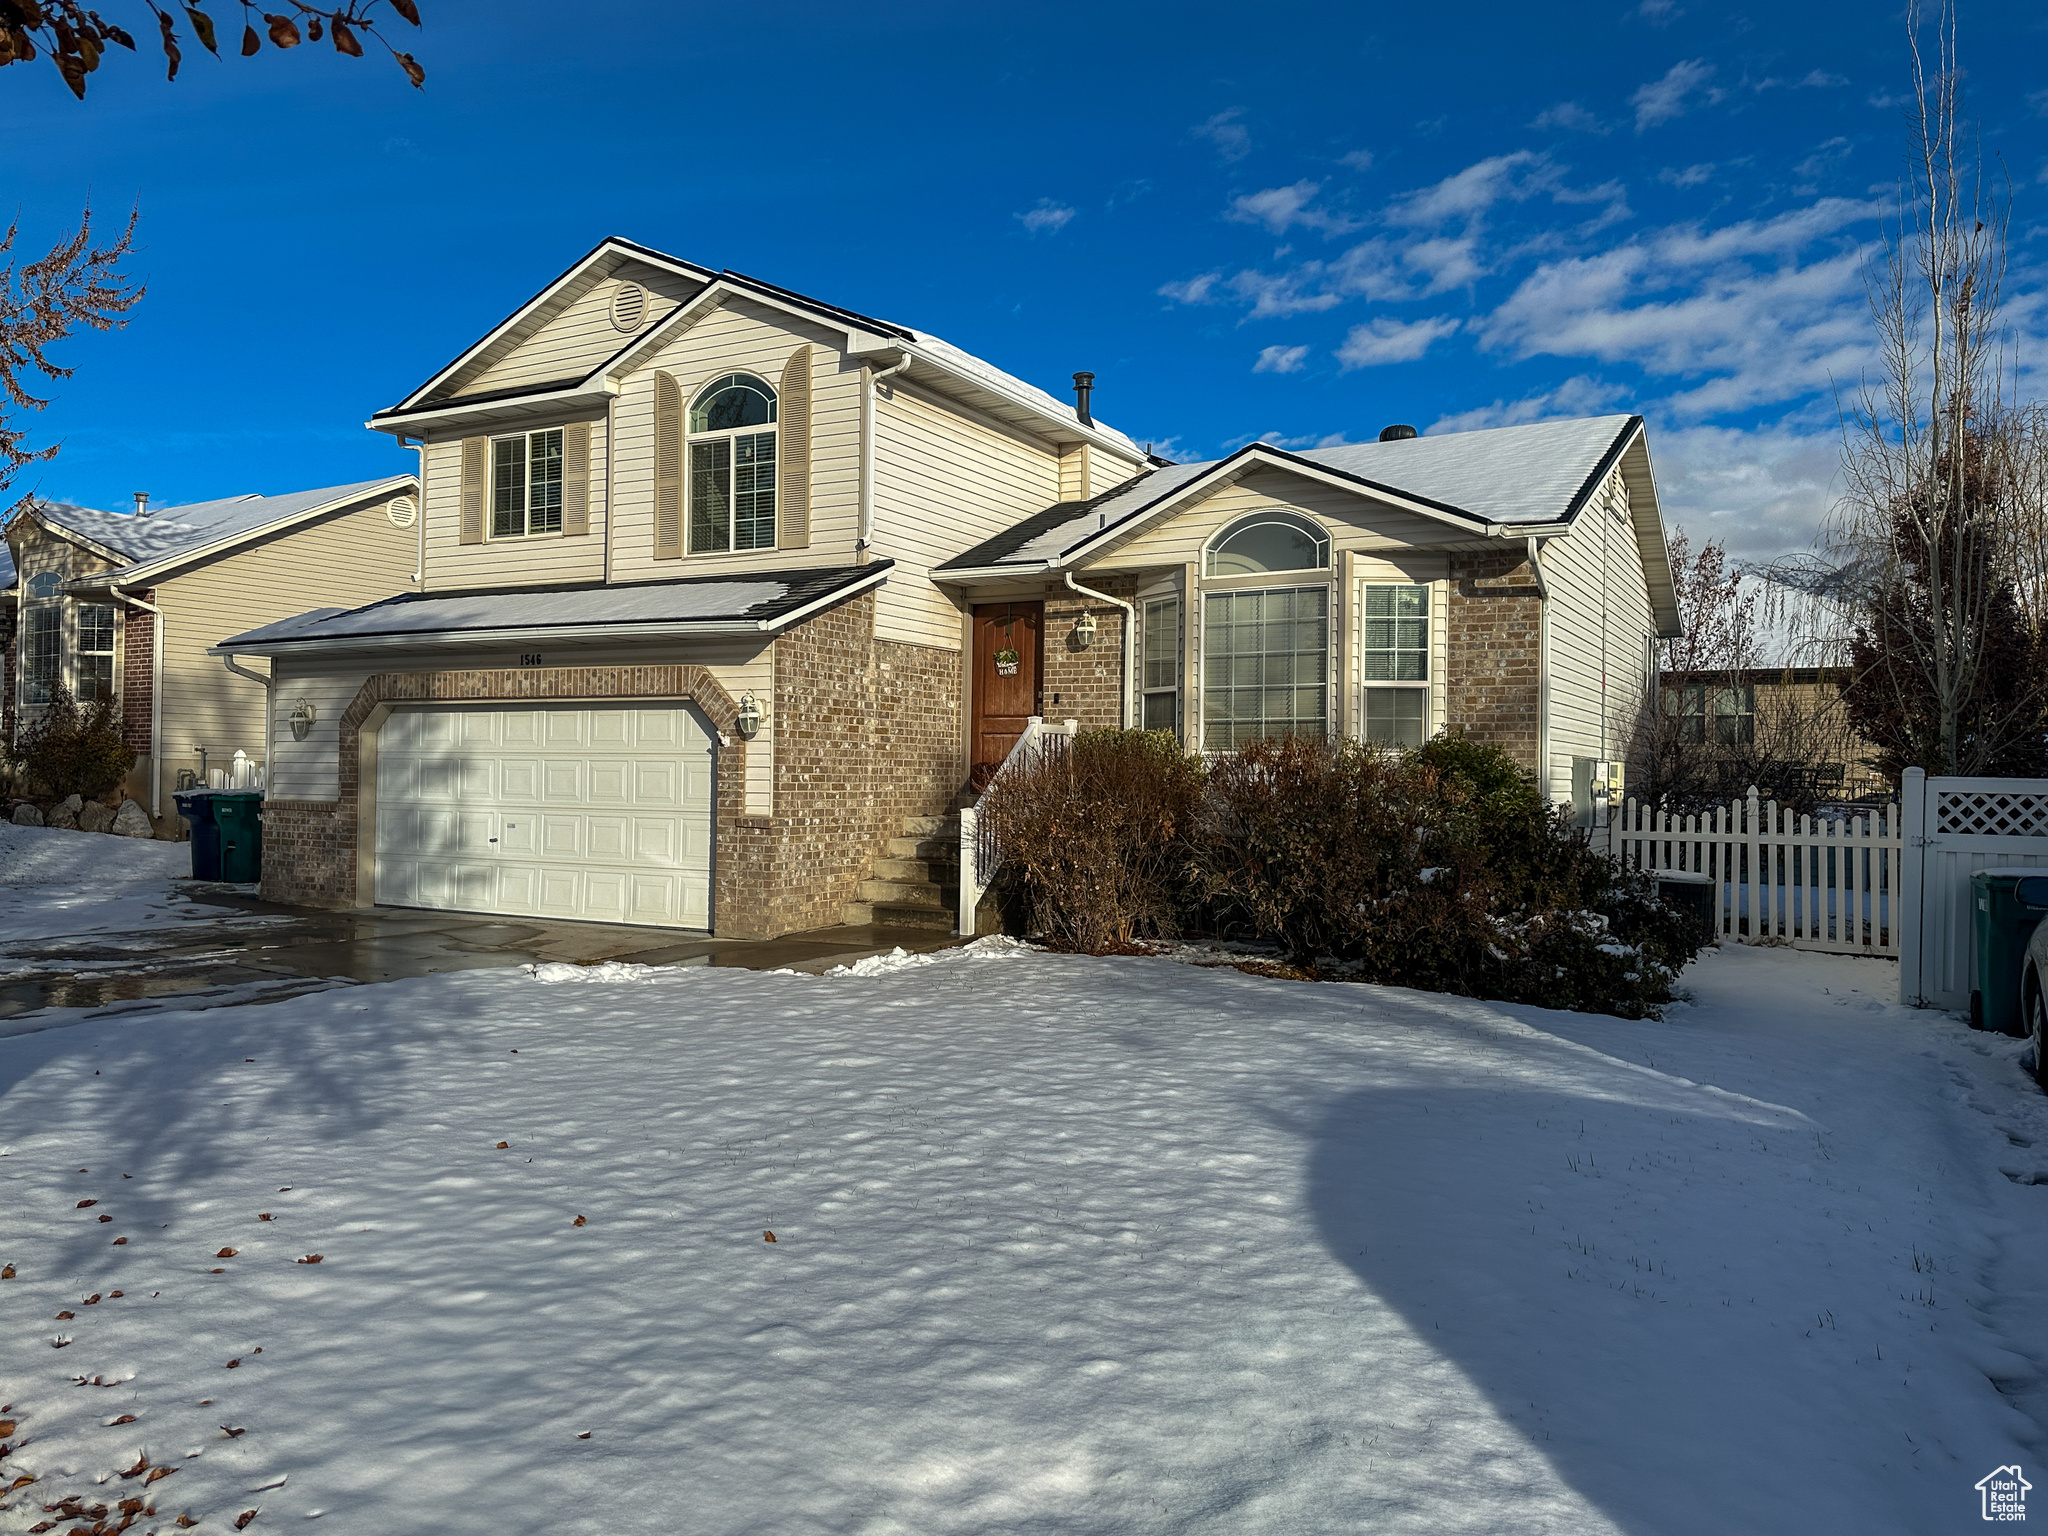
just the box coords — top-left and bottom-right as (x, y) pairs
(610, 281), (648, 334)
(386, 494), (419, 529)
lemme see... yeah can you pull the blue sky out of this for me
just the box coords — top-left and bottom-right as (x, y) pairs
(3, 0), (2045, 558)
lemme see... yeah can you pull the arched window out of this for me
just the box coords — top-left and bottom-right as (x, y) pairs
(1204, 512), (1329, 577)
(688, 373), (778, 553)
(26, 572), (62, 598)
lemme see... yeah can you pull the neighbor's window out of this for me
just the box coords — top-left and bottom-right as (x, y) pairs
(1668, 683), (1755, 745)
(688, 372), (777, 553)
(491, 427), (566, 538)
(1713, 684), (1756, 745)
(1202, 587), (1328, 751)
(1204, 512), (1329, 577)
(1361, 582), (1429, 749)
(76, 603), (116, 703)
(20, 606), (59, 706)
(1141, 595), (1181, 733)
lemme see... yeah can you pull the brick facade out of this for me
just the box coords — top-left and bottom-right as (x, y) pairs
(1445, 550), (1543, 771)
(260, 590), (966, 940)
(1040, 574), (1136, 730)
(121, 599), (155, 759)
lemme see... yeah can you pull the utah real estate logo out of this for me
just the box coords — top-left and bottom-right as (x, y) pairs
(1978, 1465), (2031, 1521)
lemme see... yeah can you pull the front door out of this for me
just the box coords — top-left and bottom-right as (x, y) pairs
(971, 601), (1044, 774)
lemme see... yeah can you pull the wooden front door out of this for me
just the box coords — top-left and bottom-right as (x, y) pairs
(971, 601), (1044, 773)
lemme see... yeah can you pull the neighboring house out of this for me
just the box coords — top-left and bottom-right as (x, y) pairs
(1658, 664), (1887, 801)
(218, 236), (1679, 939)
(2, 479), (421, 822)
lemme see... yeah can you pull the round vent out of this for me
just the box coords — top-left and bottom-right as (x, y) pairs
(386, 495), (418, 529)
(609, 281), (648, 334)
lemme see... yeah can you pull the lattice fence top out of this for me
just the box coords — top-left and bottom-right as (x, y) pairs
(1935, 789), (2048, 838)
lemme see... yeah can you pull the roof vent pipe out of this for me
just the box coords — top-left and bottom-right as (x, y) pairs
(1072, 371), (1095, 427)
(1378, 424), (1418, 442)
(133, 492), (150, 517)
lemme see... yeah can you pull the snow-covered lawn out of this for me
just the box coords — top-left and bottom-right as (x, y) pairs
(0, 825), (223, 946)
(1, 915), (2044, 1532)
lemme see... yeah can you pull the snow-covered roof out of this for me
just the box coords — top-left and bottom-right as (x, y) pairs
(217, 562), (891, 653)
(940, 416), (1642, 573)
(10, 478), (413, 583)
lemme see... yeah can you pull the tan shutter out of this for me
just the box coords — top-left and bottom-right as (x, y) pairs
(459, 437), (487, 545)
(561, 421), (591, 536)
(654, 371), (683, 560)
(778, 345), (812, 550)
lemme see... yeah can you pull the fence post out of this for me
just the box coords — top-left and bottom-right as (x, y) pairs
(957, 805), (980, 937)
(1898, 767), (1926, 1005)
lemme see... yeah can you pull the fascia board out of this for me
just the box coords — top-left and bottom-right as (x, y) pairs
(599, 279), (876, 386)
(1617, 430), (1684, 639)
(848, 337), (1142, 462)
(22, 511), (132, 569)
(102, 478), (419, 586)
(931, 561), (1058, 583)
(366, 383), (616, 436)
(392, 239), (716, 413)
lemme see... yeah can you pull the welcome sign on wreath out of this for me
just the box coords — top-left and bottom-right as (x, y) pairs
(994, 647), (1021, 677)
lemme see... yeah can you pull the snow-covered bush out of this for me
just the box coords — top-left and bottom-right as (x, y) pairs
(979, 729), (1207, 951)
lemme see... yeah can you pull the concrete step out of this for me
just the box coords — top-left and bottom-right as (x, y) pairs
(859, 876), (946, 905)
(886, 834), (959, 861)
(863, 899), (957, 932)
(901, 815), (960, 839)
(871, 855), (945, 883)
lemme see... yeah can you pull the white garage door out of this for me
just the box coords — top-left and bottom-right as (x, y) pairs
(374, 703), (715, 929)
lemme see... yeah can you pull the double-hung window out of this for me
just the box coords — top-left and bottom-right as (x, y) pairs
(1361, 583), (1429, 748)
(1141, 596), (1181, 733)
(491, 428), (565, 538)
(688, 373), (777, 553)
(1667, 683), (1754, 745)
(20, 605), (59, 706)
(76, 603), (116, 703)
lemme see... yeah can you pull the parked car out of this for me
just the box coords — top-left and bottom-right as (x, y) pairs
(2019, 876), (2048, 1087)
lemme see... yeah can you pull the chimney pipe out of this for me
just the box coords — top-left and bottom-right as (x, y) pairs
(133, 492), (150, 517)
(1071, 371), (1095, 427)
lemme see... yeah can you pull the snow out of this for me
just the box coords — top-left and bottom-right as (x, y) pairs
(0, 825), (242, 945)
(1, 886), (2044, 1532)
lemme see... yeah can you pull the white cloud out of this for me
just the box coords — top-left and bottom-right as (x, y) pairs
(1429, 376), (1625, 434)
(1658, 163), (1716, 188)
(1227, 181), (1358, 236)
(1632, 59), (1720, 131)
(1636, 0), (1681, 22)
(1800, 70), (1849, 88)
(1157, 271), (1223, 305)
(1192, 109), (1251, 163)
(1338, 149), (1375, 171)
(1793, 136), (1853, 182)
(1015, 199), (1076, 235)
(1335, 315), (1461, 368)
(1651, 421), (1846, 559)
(1253, 344), (1310, 374)
(1532, 102), (1608, 134)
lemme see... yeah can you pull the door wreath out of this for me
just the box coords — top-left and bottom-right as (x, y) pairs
(994, 647), (1021, 677)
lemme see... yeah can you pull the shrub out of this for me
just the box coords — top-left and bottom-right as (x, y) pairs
(979, 729), (1206, 951)
(13, 684), (136, 799)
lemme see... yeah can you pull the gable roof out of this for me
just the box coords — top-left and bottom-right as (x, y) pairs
(5, 477), (416, 586)
(369, 237), (1144, 460)
(214, 561), (892, 655)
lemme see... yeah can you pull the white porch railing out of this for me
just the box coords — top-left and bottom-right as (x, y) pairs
(1613, 789), (1903, 958)
(957, 716), (1077, 935)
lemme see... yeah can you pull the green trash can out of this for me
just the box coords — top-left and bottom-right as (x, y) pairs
(1969, 868), (2048, 1035)
(211, 791), (265, 884)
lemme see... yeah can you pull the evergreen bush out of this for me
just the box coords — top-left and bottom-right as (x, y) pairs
(13, 684), (136, 800)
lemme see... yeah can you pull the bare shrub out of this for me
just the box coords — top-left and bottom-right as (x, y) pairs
(14, 683), (135, 798)
(978, 729), (1206, 951)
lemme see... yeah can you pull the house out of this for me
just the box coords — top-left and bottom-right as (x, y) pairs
(3, 478), (421, 825)
(219, 237), (1679, 939)
(1656, 664), (1888, 803)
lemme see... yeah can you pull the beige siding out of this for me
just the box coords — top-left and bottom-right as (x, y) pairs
(608, 299), (865, 585)
(1093, 467), (1458, 572)
(452, 263), (703, 399)
(268, 639), (774, 808)
(156, 493), (420, 808)
(1536, 469), (1655, 799)
(420, 411), (611, 592)
(871, 383), (1066, 648)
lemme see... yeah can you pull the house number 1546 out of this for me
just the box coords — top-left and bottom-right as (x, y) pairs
(518, 653), (543, 667)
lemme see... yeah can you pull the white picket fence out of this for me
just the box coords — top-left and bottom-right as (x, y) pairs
(1899, 768), (2048, 1010)
(1613, 790), (1902, 957)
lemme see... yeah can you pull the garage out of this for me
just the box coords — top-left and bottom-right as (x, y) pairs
(373, 702), (716, 929)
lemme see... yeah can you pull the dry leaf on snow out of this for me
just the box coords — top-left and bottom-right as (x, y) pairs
(235, 1507), (259, 1528)
(215, 1249), (237, 1259)
(108, 1414), (137, 1426)
(571, 1216), (586, 1227)
(145, 1464), (177, 1483)
(296, 1255), (322, 1265)
(76, 1200), (96, 1209)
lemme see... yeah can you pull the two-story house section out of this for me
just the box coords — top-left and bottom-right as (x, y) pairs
(224, 237), (1680, 942)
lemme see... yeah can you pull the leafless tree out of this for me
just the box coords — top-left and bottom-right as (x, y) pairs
(0, 204), (143, 500)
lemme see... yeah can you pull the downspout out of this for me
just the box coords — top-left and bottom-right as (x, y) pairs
(106, 580), (165, 819)
(1062, 569), (1135, 728)
(602, 396), (616, 585)
(399, 435), (426, 590)
(858, 353), (914, 559)
(1525, 535), (1553, 801)
(220, 652), (273, 792)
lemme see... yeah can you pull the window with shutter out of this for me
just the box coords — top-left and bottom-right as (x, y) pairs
(561, 421), (591, 536)
(654, 371), (683, 559)
(687, 373), (777, 553)
(459, 437), (487, 545)
(778, 346), (811, 550)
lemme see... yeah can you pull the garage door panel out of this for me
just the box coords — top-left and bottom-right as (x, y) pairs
(376, 703), (712, 931)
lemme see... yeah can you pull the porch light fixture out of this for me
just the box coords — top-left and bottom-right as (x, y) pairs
(1072, 610), (1098, 649)
(288, 698), (317, 740)
(735, 693), (765, 739)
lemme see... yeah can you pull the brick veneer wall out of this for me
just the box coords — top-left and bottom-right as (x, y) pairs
(261, 590), (967, 941)
(1, 601), (15, 754)
(121, 600), (155, 792)
(1041, 573), (1136, 729)
(1445, 550), (1542, 771)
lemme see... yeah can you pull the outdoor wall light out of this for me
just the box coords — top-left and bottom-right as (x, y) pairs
(1073, 610), (1098, 649)
(288, 698), (318, 740)
(735, 693), (765, 739)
